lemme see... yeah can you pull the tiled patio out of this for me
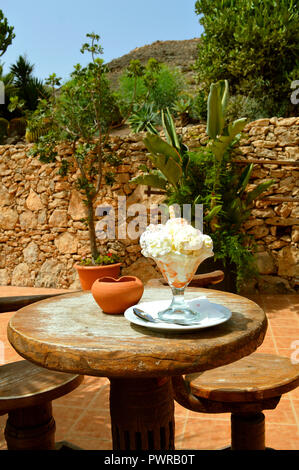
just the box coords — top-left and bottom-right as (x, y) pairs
(0, 286), (298, 450)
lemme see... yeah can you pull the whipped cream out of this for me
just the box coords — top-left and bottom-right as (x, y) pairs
(140, 217), (213, 260)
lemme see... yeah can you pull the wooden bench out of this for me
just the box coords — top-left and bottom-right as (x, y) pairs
(0, 292), (80, 313)
(172, 353), (299, 450)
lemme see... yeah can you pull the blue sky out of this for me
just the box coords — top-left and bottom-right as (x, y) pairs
(1, 0), (203, 83)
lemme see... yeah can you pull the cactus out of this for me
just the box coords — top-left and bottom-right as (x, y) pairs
(9, 117), (27, 137)
(25, 127), (44, 143)
(0, 117), (9, 143)
(25, 117), (51, 143)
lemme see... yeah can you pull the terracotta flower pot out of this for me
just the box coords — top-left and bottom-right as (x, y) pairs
(75, 263), (122, 291)
(91, 276), (144, 314)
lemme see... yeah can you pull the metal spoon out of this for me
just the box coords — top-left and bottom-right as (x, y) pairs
(133, 307), (202, 327)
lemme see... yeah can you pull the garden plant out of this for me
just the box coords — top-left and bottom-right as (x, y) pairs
(194, 0), (299, 119)
(28, 33), (120, 265)
(131, 80), (274, 289)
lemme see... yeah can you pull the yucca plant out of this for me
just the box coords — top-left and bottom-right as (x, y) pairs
(173, 95), (194, 126)
(127, 103), (160, 134)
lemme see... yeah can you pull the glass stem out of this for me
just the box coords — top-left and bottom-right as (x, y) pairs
(170, 287), (186, 307)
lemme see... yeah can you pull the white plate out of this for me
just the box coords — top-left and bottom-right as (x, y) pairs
(124, 298), (232, 332)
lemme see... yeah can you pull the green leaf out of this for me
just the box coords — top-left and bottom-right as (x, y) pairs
(208, 117), (247, 161)
(148, 154), (182, 188)
(130, 171), (168, 190)
(204, 205), (222, 222)
(237, 163), (254, 196)
(246, 180), (275, 206)
(206, 80), (228, 139)
(144, 133), (181, 163)
(227, 118), (248, 138)
(220, 79), (229, 115)
(161, 108), (180, 151)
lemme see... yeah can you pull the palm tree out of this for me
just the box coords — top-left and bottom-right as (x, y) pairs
(10, 55), (34, 86)
(10, 55), (49, 110)
(0, 63), (17, 119)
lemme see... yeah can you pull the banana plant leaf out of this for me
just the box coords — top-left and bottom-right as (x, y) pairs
(224, 199), (250, 227)
(208, 117), (247, 162)
(220, 80), (229, 116)
(130, 170), (168, 190)
(144, 133), (182, 164)
(204, 205), (222, 222)
(246, 180), (275, 206)
(206, 80), (228, 139)
(148, 153), (182, 188)
(237, 163), (254, 197)
(161, 108), (180, 151)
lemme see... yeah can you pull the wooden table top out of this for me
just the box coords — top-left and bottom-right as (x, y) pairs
(7, 287), (267, 379)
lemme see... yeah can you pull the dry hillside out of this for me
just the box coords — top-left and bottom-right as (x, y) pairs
(106, 38), (201, 90)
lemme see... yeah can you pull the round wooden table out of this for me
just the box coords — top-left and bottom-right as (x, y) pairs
(7, 287), (267, 451)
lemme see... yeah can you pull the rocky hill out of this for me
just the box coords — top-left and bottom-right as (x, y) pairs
(106, 38), (201, 90)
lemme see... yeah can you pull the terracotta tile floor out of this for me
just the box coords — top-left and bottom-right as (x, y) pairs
(0, 286), (298, 450)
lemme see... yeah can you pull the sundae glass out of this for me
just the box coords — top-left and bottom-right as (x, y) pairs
(140, 212), (214, 323)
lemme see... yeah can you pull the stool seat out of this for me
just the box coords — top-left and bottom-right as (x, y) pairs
(0, 360), (83, 414)
(0, 360), (83, 450)
(186, 353), (299, 403)
(173, 353), (299, 450)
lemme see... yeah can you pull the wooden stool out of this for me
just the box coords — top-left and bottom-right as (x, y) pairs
(0, 360), (83, 450)
(172, 353), (299, 450)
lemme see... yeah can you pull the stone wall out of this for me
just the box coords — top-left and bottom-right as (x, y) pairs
(233, 117), (299, 293)
(0, 116), (298, 292)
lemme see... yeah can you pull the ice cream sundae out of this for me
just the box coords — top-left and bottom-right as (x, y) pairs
(140, 212), (214, 322)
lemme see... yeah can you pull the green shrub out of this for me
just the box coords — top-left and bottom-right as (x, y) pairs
(117, 59), (186, 116)
(195, 0), (299, 117)
(225, 94), (291, 122)
(148, 65), (186, 110)
(79, 252), (119, 266)
(190, 90), (208, 121)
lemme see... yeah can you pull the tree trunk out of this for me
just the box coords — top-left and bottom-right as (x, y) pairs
(86, 199), (99, 261)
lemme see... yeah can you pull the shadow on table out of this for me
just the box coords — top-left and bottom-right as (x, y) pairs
(130, 311), (253, 340)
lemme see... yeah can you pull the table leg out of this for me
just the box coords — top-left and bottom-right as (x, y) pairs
(109, 377), (175, 450)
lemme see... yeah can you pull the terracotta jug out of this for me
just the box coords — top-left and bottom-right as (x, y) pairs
(91, 276), (144, 314)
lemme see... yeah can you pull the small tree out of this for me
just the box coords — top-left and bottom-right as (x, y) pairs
(29, 33), (120, 262)
(0, 9), (15, 57)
